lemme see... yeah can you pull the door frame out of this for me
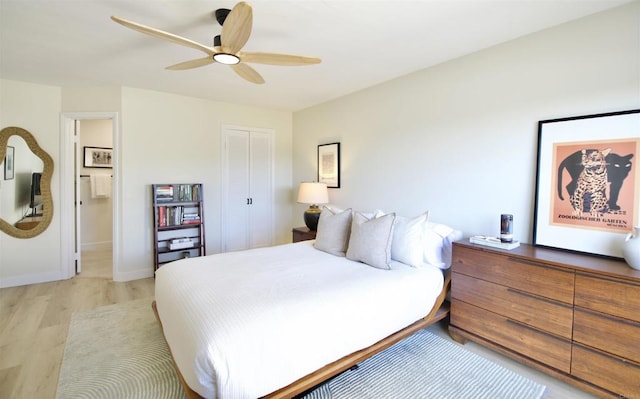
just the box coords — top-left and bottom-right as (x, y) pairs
(60, 112), (120, 280)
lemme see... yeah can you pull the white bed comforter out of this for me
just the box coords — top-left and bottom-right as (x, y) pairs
(155, 241), (444, 399)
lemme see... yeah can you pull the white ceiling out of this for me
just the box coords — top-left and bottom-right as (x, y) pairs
(0, 0), (632, 112)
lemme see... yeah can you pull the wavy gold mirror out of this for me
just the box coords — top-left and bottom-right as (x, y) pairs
(0, 127), (54, 238)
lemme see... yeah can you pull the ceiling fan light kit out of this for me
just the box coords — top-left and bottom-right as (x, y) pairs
(213, 53), (240, 65)
(111, 1), (321, 84)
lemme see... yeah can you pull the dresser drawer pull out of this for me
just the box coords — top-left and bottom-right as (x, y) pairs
(506, 287), (573, 308)
(576, 307), (640, 328)
(574, 342), (640, 370)
(505, 318), (571, 343)
(507, 257), (572, 274)
(576, 271), (640, 288)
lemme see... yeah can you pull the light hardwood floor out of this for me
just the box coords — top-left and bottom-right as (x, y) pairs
(1, 251), (596, 399)
(0, 250), (154, 399)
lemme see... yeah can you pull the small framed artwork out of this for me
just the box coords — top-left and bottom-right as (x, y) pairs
(318, 142), (340, 188)
(533, 109), (640, 258)
(83, 146), (113, 168)
(4, 146), (14, 180)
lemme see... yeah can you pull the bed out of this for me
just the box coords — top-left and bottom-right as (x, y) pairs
(154, 209), (461, 399)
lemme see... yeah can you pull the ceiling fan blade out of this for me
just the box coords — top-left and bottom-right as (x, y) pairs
(166, 56), (215, 70)
(221, 2), (253, 54)
(240, 52), (321, 66)
(111, 16), (215, 56)
(231, 63), (265, 84)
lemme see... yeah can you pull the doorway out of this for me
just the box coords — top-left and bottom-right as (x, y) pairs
(77, 119), (113, 279)
(60, 112), (119, 281)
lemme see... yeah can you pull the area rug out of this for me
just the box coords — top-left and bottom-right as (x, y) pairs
(301, 329), (547, 399)
(56, 298), (185, 399)
(57, 299), (547, 399)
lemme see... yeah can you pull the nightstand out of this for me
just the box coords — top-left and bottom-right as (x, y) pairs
(292, 226), (317, 243)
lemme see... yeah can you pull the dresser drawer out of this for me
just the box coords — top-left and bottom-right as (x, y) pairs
(451, 299), (572, 372)
(573, 307), (640, 364)
(452, 272), (573, 338)
(575, 273), (640, 323)
(572, 343), (640, 398)
(452, 245), (575, 304)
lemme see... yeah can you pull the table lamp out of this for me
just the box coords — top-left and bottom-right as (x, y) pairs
(297, 182), (329, 231)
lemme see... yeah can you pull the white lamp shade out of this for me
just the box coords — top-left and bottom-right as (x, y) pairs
(297, 182), (329, 204)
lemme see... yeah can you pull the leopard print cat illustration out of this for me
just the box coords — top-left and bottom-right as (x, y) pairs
(570, 148), (611, 216)
(557, 150), (633, 211)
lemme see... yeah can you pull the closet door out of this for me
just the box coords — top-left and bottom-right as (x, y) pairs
(222, 127), (273, 252)
(248, 131), (272, 248)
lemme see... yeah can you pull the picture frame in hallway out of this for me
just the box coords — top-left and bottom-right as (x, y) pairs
(83, 146), (113, 168)
(318, 142), (340, 188)
(533, 109), (640, 259)
(4, 145), (14, 180)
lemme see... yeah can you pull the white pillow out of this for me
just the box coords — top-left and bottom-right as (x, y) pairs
(314, 207), (352, 256)
(423, 222), (456, 269)
(346, 212), (396, 270)
(391, 212), (430, 267)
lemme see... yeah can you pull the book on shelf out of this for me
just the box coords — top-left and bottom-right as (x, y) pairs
(157, 205), (201, 227)
(175, 184), (201, 202)
(155, 184), (202, 202)
(469, 236), (520, 250)
(156, 186), (174, 201)
(182, 214), (201, 223)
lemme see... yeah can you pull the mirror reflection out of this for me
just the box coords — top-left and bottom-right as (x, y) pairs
(1, 135), (44, 225)
(0, 127), (53, 238)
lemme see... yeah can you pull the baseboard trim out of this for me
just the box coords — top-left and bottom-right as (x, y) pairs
(113, 268), (154, 282)
(0, 270), (67, 288)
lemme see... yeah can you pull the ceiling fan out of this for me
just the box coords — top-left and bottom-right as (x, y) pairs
(111, 1), (321, 84)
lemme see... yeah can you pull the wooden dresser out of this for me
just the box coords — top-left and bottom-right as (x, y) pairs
(449, 240), (640, 399)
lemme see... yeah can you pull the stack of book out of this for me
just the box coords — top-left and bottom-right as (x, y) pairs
(469, 236), (520, 250)
(156, 186), (174, 202)
(182, 212), (201, 225)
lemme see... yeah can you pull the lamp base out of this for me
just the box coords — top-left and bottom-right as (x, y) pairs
(303, 205), (322, 231)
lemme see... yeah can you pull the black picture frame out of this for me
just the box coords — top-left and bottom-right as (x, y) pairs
(533, 109), (640, 259)
(317, 142), (340, 188)
(83, 146), (113, 168)
(4, 146), (14, 180)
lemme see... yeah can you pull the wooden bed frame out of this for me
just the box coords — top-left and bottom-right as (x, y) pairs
(152, 270), (451, 399)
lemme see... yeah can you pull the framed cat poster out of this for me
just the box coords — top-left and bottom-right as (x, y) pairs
(533, 108), (640, 259)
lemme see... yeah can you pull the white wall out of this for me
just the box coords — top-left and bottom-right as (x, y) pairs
(0, 79), (63, 286)
(292, 3), (640, 245)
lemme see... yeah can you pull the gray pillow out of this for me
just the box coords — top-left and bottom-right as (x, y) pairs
(346, 212), (396, 270)
(314, 207), (352, 256)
